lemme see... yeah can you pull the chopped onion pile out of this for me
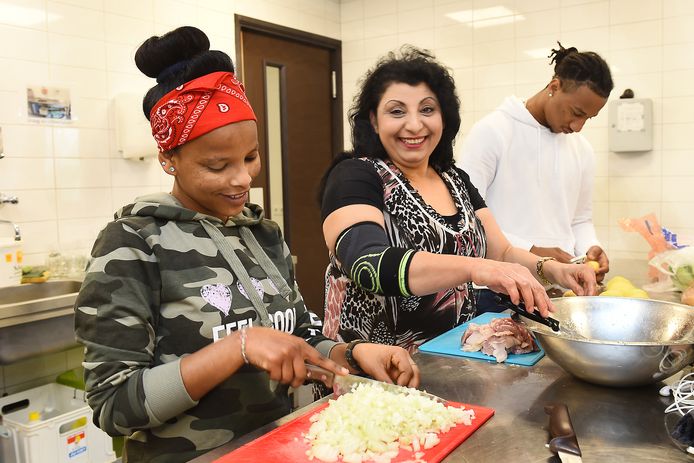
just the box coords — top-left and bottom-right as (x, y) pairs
(304, 382), (475, 463)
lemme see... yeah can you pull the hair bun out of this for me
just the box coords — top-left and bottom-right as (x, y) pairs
(135, 26), (210, 79)
(549, 42), (578, 66)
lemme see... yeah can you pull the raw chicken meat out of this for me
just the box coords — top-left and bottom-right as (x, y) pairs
(461, 317), (538, 362)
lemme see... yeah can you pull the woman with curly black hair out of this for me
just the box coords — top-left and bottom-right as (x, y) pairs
(319, 46), (598, 352)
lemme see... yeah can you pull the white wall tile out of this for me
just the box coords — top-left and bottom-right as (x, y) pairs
(105, 0), (154, 20)
(56, 188), (113, 219)
(0, 189), (57, 222)
(105, 43), (138, 73)
(664, 0), (694, 17)
(48, 33), (106, 69)
(662, 150), (694, 176)
(0, 0), (48, 30)
(582, 126), (608, 152)
(365, 15), (397, 40)
(341, 0), (364, 22)
(400, 29), (435, 50)
(17, 220), (59, 254)
(474, 62), (516, 88)
(343, 19), (365, 41)
(436, 45), (474, 69)
(609, 47), (662, 75)
(662, 202), (694, 229)
(663, 69), (694, 97)
(608, 176), (661, 202)
(662, 123), (694, 150)
(49, 65), (108, 100)
(47, 2), (105, 40)
(53, 127), (109, 158)
(663, 43), (694, 71)
(608, 150), (662, 177)
(105, 13), (154, 46)
(0, 158), (55, 190)
(70, 97), (109, 129)
(662, 177), (694, 203)
(399, 0), (433, 12)
(609, 0), (662, 24)
(473, 39), (515, 66)
(560, 1), (608, 31)
(110, 157), (163, 188)
(364, 36), (399, 60)
(1, 125), (53, 158)
(54, 158), (111, 188)
(58, 217), (108, 250)
(0, 91), (28, 124)
(435, 23), (473, 48)
(610, 20), (663, 51)
(0, 59), (50, 92)
(560, 27), (609, 56)
(663, 16), (694, 45)
(515, 9), (560, 38)
(398, 8), (434, 33)
(369, 0), (396, 16)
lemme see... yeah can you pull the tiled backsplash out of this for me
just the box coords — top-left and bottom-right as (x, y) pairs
(1, 0), (694, 390)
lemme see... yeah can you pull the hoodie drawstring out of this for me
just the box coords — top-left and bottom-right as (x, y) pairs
(239, 227), (294, 300)
(201, 219), (273, 328)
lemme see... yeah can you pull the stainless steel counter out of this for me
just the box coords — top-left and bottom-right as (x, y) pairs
(193, 258), (691, 462)
(192, 351), (691, 463)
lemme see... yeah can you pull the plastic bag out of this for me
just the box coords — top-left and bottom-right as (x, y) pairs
(619, 213), (674, 282)
(647, 247), (694, 293)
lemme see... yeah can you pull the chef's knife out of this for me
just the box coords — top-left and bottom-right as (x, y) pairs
(494, 293), (560, 332)
(545, 403), (582, 463)
(305, 364), (446, 404)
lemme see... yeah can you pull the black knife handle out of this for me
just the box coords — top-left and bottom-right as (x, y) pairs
(545, 403), (582, 457)
(494, 294), (560, 332)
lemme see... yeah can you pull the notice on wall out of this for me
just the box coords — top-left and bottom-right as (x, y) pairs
(27, 86), (72, 121)
(616, 101), (645, 132)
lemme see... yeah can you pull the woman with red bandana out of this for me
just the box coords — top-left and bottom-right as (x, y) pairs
(74, 26), (418, 462)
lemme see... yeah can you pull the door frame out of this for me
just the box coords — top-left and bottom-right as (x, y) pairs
(235, 16), (344, 227)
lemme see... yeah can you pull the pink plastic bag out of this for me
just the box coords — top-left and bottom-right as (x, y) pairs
(618, 213), (674, 282)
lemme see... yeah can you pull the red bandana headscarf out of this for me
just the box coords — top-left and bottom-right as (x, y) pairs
(149, 71), (256, 152)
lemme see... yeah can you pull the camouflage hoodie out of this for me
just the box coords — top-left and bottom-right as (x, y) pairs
(74, 193), (335, 462)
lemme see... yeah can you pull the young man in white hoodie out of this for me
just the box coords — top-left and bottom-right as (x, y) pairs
(458, 43), (613, 307)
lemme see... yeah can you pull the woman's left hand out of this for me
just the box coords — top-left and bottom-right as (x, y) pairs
(351, 343), (420, 388)
(545, 260), (598, 296)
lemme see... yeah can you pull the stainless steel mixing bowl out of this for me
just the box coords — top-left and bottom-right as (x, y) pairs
(521, 297), (694, 387)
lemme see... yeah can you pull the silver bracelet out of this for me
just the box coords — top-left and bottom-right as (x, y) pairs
(240, 326), (250, 364)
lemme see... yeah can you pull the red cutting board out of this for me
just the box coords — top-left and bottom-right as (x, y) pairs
(214, 401), (494, 463)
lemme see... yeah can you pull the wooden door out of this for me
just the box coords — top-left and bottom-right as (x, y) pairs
(238, 18), (342, 318)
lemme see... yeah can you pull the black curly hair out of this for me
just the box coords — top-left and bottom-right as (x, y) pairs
(135, 26), (235, 120)
(319, 46), (461, 202)
(548, 42), (613, 98)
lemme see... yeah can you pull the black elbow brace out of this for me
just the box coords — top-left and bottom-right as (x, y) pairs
(335, 221), (415, 297)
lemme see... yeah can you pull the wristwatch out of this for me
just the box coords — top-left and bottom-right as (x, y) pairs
(536, 257), (556, 286)
(345, 339), (367, 372)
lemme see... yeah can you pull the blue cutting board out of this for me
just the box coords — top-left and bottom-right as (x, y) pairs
(418, 312), (545, 366)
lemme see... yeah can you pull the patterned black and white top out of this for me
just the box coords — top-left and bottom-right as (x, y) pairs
(321, 157), (488, 352)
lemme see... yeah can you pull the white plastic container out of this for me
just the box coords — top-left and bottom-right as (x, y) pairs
(0, 239), (22, 288)
(0, 383), (115, 463)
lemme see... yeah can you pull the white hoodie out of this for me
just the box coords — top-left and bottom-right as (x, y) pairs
(457, 96), (600, 256)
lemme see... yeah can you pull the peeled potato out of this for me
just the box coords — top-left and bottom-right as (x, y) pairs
(625, 288), (649, 299)
(599, 289), (623, 297)
(587, 260), (600, 272)
(563, 290), (577, 297)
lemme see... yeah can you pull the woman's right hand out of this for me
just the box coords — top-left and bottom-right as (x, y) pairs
(470, 259), (553, 317)
(242, 327), (348, 388)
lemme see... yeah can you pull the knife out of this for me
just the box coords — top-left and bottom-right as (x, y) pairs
(545, 403), (583, 463)
(305, 364), (446, 404)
